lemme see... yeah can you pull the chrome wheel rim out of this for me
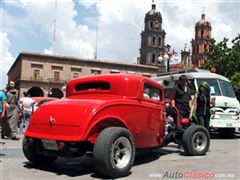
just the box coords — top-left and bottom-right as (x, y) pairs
(192, 131), (207, 152)
(110, 137), (132, 169)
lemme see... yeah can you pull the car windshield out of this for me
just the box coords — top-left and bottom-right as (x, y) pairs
(196, 79), (221, 96)
(219, 80), (236, 98)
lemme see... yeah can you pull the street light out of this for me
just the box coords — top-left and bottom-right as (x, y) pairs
(158, 45), (180, 72)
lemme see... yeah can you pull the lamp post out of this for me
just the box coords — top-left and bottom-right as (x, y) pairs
(158, 45), (180, 72)
(45, 77), (53, 97)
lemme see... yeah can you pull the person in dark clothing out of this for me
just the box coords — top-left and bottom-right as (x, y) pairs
(190, 81), (215, 130)
(170, 75), (192, 120)
(4, 81), (20, 140)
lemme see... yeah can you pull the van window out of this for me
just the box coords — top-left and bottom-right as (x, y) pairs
(75, 82), (110, 91)
(196, 79), (221, 96)
(143, 84), (162, 101)
(188, 79), (196, 95)
(219, 80), (236, 98)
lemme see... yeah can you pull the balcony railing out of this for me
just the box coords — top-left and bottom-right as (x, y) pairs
(30, 76), (43, 81)
(27, 76), (65, 83)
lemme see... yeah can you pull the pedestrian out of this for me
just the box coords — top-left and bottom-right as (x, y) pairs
(190, 81), (215, 130)
(0, 90), (7, 141)
(5, 81), (20, 140)
(19, 92), (35, 134)
(170, 75), (192, 121)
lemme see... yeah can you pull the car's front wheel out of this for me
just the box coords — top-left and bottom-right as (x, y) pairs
(93, 127), (135, 178)
(22, 137), (57, 164)
(182, 125), (210, 156)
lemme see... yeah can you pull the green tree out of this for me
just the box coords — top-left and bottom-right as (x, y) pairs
(203, 34), (240, 88)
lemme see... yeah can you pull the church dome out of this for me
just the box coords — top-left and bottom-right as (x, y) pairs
(196, 13), (211, 26)
(147, 4), (161, 16)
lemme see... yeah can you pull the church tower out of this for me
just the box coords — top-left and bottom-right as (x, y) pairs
(191, 12), (212, 67)
(139, 3), (166, 66)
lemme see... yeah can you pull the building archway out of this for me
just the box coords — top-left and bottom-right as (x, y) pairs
(50, 88), (64, 98)
(27, 87), (44, 97)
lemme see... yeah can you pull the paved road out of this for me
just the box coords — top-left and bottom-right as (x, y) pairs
(1, 132), (240, 180)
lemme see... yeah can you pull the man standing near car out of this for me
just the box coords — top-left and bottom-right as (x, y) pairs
(170, 75), (192, 121)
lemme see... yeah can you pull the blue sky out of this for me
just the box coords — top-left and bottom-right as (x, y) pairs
(1, 0), (240, 89)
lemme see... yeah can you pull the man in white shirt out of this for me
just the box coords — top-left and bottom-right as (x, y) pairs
(19, 92), (35, 134)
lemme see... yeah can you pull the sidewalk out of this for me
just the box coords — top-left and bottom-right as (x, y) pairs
(0, 128), (24, 148)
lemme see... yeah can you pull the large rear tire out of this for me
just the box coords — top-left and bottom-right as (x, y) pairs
(93, 127), (135, 178)
(182, 125), (210, 156)
(22, 137), (57, 164)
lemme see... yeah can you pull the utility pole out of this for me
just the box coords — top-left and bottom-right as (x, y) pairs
(94, 26), (98, 60)
(52, 0), (57, 54)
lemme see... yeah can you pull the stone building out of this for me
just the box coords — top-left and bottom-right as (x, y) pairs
(139, 3), (166, 66)
(191, 13), (212, 67)
(7, 52), (159, 98)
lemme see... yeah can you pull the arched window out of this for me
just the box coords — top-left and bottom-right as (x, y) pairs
(150, 21), (153, 29)
(152, 36), (156, 45)
(151, 53), (156, 64)
(158, 37), (162, 46)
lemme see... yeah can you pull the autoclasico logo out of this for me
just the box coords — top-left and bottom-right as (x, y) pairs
(148, 171), (235, 179)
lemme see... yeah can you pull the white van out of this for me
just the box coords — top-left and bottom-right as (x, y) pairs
(153, 70), (240, 137)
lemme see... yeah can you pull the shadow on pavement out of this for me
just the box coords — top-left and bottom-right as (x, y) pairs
(210, 131), (240, 139)
(22, 147), (178, 178)
(23, 157), (95, 177)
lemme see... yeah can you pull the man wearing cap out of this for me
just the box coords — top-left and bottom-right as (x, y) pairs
(170, 75), (192, 121)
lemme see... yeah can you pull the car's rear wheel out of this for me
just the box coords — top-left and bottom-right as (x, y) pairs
(93, 127), (135, 178)
(22, 137), (57, 164)
(218, 128), (235, 138)
(182, 125), (210, 156)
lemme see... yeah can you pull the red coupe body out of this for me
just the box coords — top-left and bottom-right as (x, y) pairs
(25, 74), (166, 148)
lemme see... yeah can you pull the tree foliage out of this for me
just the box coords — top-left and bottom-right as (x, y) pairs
(203, 34), (240, 89)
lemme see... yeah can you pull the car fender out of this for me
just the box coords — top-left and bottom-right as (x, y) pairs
(85, 115), (129, 143)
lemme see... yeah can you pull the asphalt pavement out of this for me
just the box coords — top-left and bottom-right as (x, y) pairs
(0, 132), (240, 180)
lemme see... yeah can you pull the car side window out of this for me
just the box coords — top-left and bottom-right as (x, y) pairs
(143, 84), (162, 101)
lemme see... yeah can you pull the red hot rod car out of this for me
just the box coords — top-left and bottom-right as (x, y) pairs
(23, 74), (210, 178)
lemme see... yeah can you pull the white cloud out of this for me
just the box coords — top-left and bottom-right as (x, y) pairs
(7, 0), (95, 58)
(0, 32), (15, 89)
(2, 0), (239, 75)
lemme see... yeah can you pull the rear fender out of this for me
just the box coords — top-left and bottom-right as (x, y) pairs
(86, 117), (128, 144)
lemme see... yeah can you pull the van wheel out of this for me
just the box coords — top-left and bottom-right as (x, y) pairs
(22, 137), (57, 164)
(218, 128), (235, 138)
(93, 127), (135, 178)
(182, 125), (210, 156)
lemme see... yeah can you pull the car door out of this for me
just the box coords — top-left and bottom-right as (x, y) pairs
(137, 82), (165, 147)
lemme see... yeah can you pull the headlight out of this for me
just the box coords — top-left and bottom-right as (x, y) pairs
(235, 109), (240, 116)
(210, 108), (216, 115)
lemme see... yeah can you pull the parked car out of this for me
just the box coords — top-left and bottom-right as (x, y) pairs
(23, 74), (210, 178)
(31, 97), (58, 112)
